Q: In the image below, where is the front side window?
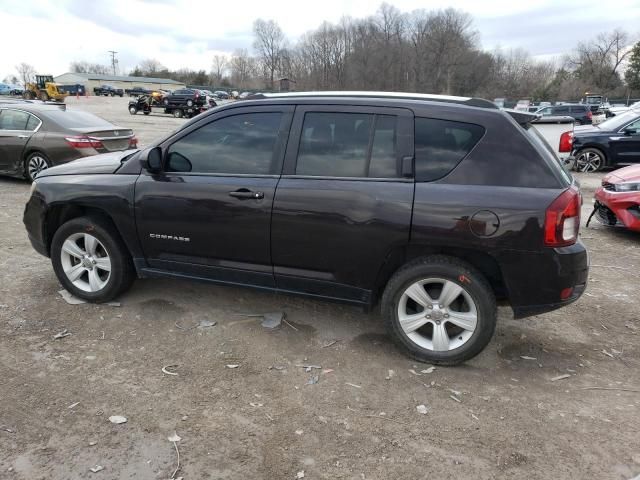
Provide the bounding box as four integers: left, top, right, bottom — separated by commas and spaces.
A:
166, 112, 283, 174
0, 109, 32, 130
414, 117, 484, 182
295, 112, 398, 178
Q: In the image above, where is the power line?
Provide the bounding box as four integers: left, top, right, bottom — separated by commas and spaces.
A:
108, 50, 118, 75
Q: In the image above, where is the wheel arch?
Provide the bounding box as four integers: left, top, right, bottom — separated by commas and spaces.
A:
22, 148, 49, 176
44, 204, 130, 258
372, 244, 507, 306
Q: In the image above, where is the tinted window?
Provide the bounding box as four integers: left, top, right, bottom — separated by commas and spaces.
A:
26, 114, 40, 131
166, 112, 282, 174
414, 117, 484, 182
296, 112, 398, 178
554, 106, 570, 114
0, 109, 31, 130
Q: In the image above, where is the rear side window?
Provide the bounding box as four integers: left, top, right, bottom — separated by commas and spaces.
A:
414, 117, 484, 182
296, 112, 398, 178
0, 109, 31, 130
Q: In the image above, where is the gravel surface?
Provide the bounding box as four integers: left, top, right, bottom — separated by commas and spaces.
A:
1, 98, 639, 479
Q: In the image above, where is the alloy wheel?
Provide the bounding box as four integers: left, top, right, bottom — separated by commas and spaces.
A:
576, 151, 602, 172
397, 278, 478, 352
28, 155, 49, 180
59, 233, 112, 293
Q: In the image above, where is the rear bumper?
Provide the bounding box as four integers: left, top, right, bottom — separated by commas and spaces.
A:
497, 241, 589, 319
593, 187, 640, 231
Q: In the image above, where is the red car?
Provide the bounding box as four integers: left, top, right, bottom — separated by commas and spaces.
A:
592, 165, 640, 231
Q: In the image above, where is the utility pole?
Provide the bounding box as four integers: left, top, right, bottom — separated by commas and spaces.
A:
108, 50, 118, 75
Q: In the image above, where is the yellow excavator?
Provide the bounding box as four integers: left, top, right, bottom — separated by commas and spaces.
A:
23, 75, 68, 102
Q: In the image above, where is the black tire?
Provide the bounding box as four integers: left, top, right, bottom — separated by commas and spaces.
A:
110, 92, 115, 97
143, 111, 150, 115
381, 255, 497, 365
186, 99, 193, 107
39, 92, 49, 102
128, 106, 138, 115
51, 216, 135, 303
575, 147, 606, 173
24, 151, 51, 182
173, 109, 183, 118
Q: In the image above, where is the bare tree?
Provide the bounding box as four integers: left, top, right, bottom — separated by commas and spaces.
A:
567, 29, 632, 93
230, 49, 256, 89
253, 19, 285, 88
138, 59, 167, 76
69, 61, 110, 75
15, 63, 36, 88
211, 54, 229, 84
3, 74, 19, 85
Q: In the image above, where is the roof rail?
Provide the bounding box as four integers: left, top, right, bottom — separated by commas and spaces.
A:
248, 91, 498, 109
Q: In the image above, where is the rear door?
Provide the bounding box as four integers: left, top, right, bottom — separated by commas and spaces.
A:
135, 105, 293, 287
271, 105, 415, 303
0, 108, 41, 173
611, 117, 640, 164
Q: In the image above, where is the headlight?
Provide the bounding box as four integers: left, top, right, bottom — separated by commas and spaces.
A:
615, 182, 640, 192
29, 180, 38, 196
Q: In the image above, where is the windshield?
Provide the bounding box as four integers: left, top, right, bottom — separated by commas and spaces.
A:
585, 97, 601, 104
44, 110, 113, 129
597, 110, 640, 131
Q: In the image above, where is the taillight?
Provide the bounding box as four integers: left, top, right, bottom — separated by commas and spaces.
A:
559, 131, 573, 152
64, 135, 103, 149
544, 187, 581, 247
129, 136, 138, 148
586, 110, 593, 120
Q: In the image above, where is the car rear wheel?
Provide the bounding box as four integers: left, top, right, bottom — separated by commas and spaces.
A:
186, 99, 193, 107
25, 152, 50, 181
51, 216, 135, 302
576, 148, 605, 172
173, 109, 183, 118
128, 106, 138, 115
381, 256, 496, 365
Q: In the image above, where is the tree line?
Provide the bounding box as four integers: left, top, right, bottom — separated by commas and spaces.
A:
9, 3, 640, 102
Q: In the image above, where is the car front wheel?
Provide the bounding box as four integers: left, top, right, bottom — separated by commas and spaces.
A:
381, 256, 496, 365
51, 216, 135, 302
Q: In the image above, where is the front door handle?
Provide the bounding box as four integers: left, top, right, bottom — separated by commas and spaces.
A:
229, 189, 264, 200
17, 135, 29, 139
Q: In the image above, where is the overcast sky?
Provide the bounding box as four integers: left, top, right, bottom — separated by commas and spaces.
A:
1, 0, 638, 81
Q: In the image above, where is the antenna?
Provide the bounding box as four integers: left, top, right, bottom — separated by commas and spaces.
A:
108, 50, 118, 75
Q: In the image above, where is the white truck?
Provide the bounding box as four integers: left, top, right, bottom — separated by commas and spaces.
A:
530, 115, 575, 168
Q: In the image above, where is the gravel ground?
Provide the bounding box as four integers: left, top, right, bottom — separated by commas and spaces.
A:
1, 97, 639, 479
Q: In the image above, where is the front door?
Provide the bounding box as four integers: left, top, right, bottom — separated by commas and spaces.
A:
135, 106, 293, 287
611, 118, 640, 164
271, 105, 415, 303
0, 108, 39, 173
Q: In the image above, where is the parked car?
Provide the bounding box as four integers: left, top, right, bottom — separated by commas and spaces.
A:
0, 83, 12, 95
93, 85, 124, 97
0, 101, 136, 181
23, 92, 588, 365
9, 85, 24, 96
162, 88, 207, 108
214, 90, 230, 99
238, 91, 251, 99
571, 109, 640, 172
592, 164, 640, 231
125, 86, 152, 97
536, 104, 605, 125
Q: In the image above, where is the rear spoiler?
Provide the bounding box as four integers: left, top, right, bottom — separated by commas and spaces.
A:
504, 109, 538, 125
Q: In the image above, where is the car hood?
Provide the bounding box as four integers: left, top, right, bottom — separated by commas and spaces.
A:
604, 164, 640, 183
36, 150, 136, 178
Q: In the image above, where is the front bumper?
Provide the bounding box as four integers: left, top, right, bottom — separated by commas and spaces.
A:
497, 241, 589, 319
593, 187, 640, 231
23, 191, 49, 258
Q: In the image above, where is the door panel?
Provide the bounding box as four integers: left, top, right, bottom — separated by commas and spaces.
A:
271, 105, 415, 302
134, 106, 293, 287
611, 120, 640, 164
0, 109, 36, 172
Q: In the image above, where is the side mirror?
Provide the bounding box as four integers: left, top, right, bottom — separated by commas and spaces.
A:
624, 127, 638, 136
142, 146, 163, 173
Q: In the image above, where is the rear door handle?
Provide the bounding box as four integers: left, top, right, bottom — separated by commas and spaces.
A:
229, 189, 264, 200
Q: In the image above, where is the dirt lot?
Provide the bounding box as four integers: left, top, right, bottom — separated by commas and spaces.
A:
1, 97, 639, 479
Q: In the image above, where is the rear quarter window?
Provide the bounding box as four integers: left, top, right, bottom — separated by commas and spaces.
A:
414, 117, 484, 182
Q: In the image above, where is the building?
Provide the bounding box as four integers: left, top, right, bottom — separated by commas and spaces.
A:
279, 77, 296, 92
54, 73, 186, 94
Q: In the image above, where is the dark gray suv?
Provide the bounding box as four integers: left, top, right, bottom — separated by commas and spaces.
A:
24, 92, 589, 364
